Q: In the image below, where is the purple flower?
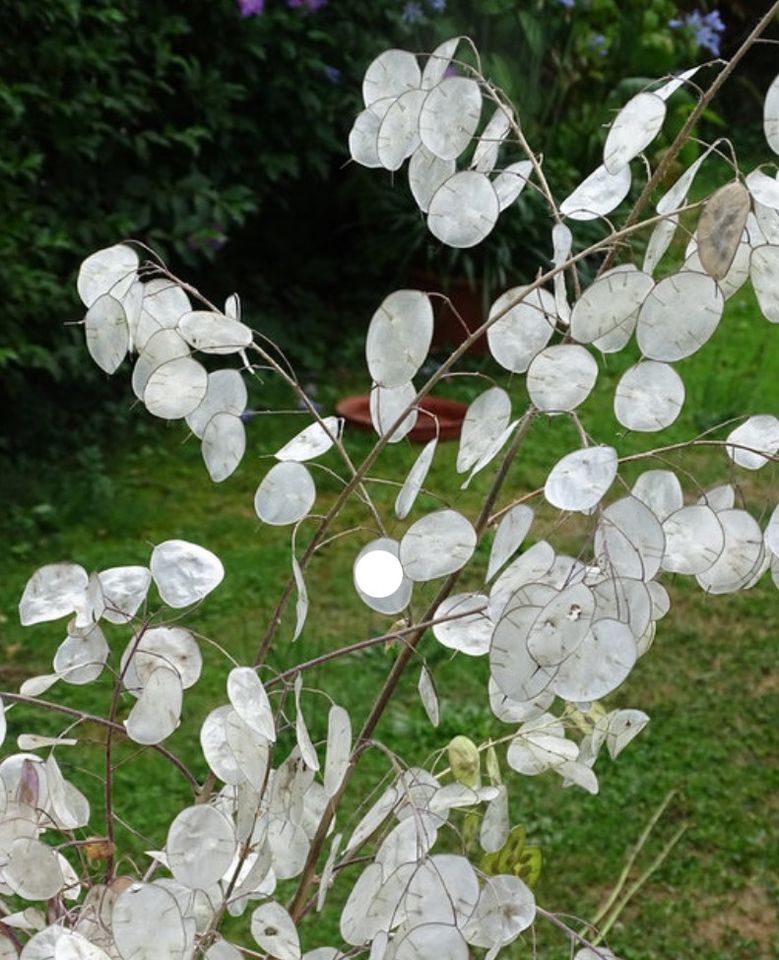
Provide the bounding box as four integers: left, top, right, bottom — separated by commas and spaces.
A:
669, 8, 725, 56
589, 33, 608, 57
238, 0, 264, 15
323, 64, 341, 83
428, 0, 447, 11
401, 1, 423, 24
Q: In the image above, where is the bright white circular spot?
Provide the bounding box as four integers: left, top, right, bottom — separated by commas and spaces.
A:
354, 550, 404, 598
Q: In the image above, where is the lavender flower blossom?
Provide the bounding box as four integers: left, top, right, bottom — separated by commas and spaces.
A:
428, 0, 447, 11
238, 0, 264, 16
402, 1, 423, 24
669, 8, 725, 56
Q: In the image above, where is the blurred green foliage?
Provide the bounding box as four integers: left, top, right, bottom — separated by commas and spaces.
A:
0, 0, 403, 454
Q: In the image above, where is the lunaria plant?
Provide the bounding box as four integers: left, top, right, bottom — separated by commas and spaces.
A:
4, 6, 779, 960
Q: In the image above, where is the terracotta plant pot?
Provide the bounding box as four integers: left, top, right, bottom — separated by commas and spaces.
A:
411, 271, 488, 354
336, 394, 468, 442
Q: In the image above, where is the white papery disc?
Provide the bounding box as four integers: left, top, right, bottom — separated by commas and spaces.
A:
113, 883, 187, 960
696, 508, 766, 594
570, 266, 653, 346
276, 416, 341, 462
493, 160, 533, 211
560, 163, 631, 221
726, 415, 779, 469
122, 625, 202, 692
354, 547, 404, 599
392, 924, 468, 960
144, 356, 208, 419
456, 387, 512, 473
150, 539, 224, 608
637, 271, 723, 361
490, 603, 557, 702
400, 509, 476, 581
366, 290, 433, 388
85, 294, 130, 374
167, 805, 237, 889
594, 496, 665, 581
661, 505, 725, 575
363, 50, 421, 109
19, 562, 89, 626
631, 469, 683, 523
349, 109, 382, 168
419, 77, 482, 161
603, 92, 666, 174
421, 38, 459, 89
544, 446, 617, 512
409, 145, 456, 213
526, 344, 598, 412
395, 438, 437, 520
77, 243, 138, 306
464, 874, 535, 948
5, 837, 64, 900
614, 360, 685, 432
432, 592, 491, 656
527, 583, 596, 667
377, 89, 426, 171
254, 461, 316, 525
124, 666, 182, 745
553, 618, 637, 701
746, 168, 779, 210
749, 245, 779, 323
99, 565, 151, 624
178, 310, 252, 355
131, 328, 189, 400
471, 105, 512, 174
765, 74, 779, 154
186, 369, 247, 439
370, 380, 418, 442
428, 171, 499, 248
487, 286, 556, 373
202, 413, 245, 482
200, 705, 244, 785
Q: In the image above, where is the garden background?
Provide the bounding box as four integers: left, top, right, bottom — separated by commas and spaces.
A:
0, 2, 777, 959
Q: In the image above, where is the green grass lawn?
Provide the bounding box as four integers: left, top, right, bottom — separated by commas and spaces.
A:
1, 272, 777, 960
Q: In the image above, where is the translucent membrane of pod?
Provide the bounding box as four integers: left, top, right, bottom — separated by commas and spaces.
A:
377, 89, 426, 171
409, 146, 456, 212
349, 109, 382, 168
421, 37, 459, 89
487, 505, 534, 581
85, 294, 129, 374
186, 369, 247, 439
487, 286, 556, 373
765, 74, 779, 155
362, 49, 421, 109
275, 416, 341, 462
177, 310, 252, 355
636, 271, 724, 361
560, 163, 631, 221
570, 266, 653, 346
395, 438, 437, 520
432, 592, 491, 656
369, 380, 418, 442
400, 509, 477, 581
202, 413, 246, 482
661, 504, 725, 574
419, 77, 482, 161
77, 243, 138, 307
544, 446, 618, 512
150, 539, 224, 608
456, 387, 512, 473
427, 171, 499, 248
144, 356, 208, 420
596, 495, 666, 581
366, 290, 433, 388
614, 360, 685, 432
726, 415, 779, 469
254, 461, 316, 525
750, 245, 779, 323
603, 92, 666, 174
526, 344, 598, 412
493, 160, 533, 211
631, 469, 683, 523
